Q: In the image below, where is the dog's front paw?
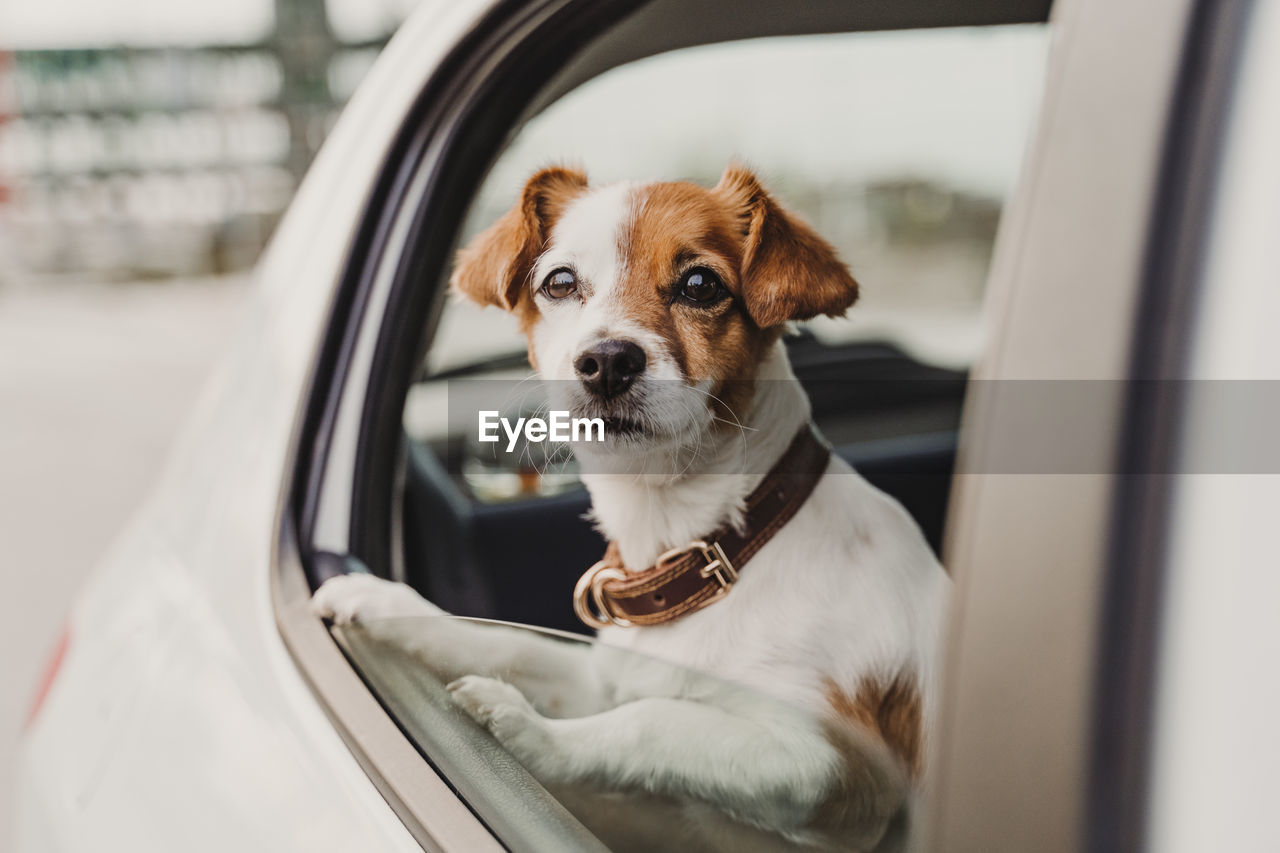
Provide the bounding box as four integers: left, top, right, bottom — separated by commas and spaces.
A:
447, 675, 537, 732
447, 676, 556, 771
311, 573, 443, 625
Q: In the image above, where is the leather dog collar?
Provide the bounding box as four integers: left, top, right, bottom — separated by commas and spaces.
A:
573, 425, 831, 628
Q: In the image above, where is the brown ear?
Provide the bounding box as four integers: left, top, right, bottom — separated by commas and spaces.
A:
714, 164, 859, 328
451, 166, 589, 310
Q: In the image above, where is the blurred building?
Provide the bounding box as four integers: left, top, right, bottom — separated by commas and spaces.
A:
0, 0, 388, 281
0, 10, 1008, 293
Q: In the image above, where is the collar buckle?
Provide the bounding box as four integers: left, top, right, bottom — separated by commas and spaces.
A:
657, 539, 738, 593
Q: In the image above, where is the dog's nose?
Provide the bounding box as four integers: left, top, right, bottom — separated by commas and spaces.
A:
574, 340, 647, 398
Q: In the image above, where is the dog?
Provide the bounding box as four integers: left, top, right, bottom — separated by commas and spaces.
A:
313, 165, 950, 851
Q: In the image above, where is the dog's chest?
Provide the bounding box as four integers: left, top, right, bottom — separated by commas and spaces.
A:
592, 471, 947, 711
594, 542, 857, 705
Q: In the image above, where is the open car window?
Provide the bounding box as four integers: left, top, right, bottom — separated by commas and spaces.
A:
398, 25, 1047, 633
406, 26, 1046, 523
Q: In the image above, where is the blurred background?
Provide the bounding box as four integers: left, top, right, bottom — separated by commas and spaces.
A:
0, 0, 418, 839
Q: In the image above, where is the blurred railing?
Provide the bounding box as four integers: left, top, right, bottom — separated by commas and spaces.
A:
0, 0, 390, 282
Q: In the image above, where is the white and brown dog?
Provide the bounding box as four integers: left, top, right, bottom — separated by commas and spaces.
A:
313, 165, 949, 850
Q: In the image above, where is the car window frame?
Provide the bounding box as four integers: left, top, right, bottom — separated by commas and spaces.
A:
271, 0, 1059, 849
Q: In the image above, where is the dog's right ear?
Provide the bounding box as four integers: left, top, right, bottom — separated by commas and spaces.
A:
714, 164, 859, 329
450, 166, 589, 311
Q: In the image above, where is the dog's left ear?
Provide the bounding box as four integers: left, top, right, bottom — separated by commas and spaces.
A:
714, 164, 859, 328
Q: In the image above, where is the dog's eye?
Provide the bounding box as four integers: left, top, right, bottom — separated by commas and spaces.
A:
678, 268, 723, 305
540, 269, 578, 300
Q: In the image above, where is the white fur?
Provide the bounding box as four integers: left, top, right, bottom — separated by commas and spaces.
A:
313, 180, 950, 849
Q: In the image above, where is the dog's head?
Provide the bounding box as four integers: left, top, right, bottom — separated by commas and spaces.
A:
451, 164, 858, 450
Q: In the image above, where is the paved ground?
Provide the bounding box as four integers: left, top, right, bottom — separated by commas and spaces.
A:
0, 276, 250, 845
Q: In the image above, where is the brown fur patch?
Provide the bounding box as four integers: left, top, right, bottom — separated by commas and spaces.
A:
802, 673, 920, 844
823, 673, 923, 779
617, 180, 778, 422
606, 166, 859, 425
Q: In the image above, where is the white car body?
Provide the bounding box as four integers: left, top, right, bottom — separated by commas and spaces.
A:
13, 2, 490, 849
